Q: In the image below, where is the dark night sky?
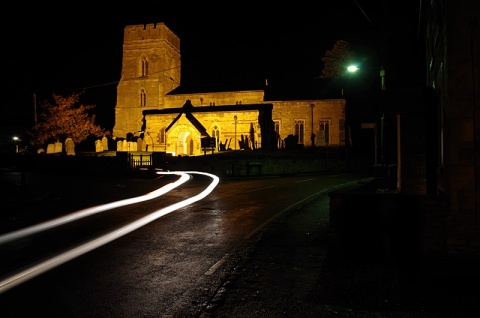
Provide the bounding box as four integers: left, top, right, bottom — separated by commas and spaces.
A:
0, 1, 423, 137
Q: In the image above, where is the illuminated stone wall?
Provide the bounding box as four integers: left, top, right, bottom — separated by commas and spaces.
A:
272, 100, 345, 146
114, 23, 181, 138
164, 91, 265, 109
114, 23, 346, 156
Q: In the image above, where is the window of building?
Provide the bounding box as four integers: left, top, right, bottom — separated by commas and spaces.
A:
141, 56, 148, 77
294, 120, 305, 144
158, 127, 166, 144
274, 120, 281, 147
140, 89, 146, 107
319, 119, 331, 145
212, 125, 220, 149
274, 120, 280, 138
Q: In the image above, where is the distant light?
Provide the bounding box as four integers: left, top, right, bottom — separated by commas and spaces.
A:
12, 136, 19, 141
347, 65, 359, 73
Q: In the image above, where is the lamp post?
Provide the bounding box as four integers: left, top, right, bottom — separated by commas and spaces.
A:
347, 65, 389, 189
13, 136, 20, 154
347, 64, 387, 171
310, 104, 315, 148
379, 66, 386, 177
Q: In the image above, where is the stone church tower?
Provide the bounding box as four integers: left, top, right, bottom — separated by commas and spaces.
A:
112, 22, 346, 156
113, 23, 180, 139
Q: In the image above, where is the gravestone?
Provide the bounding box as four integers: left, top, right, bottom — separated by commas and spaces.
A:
65, 138, 75, 155
54, 141, 63, 153
137, 138, 143, 151
95, 139, 103, 152
46, 143, 55, 154
117, 140, 123, 151
101, 135, 108, 150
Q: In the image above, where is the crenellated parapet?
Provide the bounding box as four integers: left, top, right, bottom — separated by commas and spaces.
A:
124, 22, 180, 50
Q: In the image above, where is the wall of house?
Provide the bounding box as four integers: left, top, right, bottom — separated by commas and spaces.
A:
422, 0, 480, 253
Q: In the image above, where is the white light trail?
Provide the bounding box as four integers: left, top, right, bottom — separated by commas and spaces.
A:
0, 172, 191, 244
0, 171, 219, 294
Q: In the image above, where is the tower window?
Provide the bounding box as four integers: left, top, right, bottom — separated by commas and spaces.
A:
141, 56, 148, 77
140, 89, 146, 107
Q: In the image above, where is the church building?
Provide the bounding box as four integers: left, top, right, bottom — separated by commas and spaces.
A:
113, 22, 346, 156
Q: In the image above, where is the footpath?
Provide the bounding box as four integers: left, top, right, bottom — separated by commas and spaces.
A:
201, 188, 480, 318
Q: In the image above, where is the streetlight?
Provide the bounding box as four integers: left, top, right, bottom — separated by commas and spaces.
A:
347, 65, 359, 73
12, 136, 20, 153
346, 64, 385, 91
347, 64, 388, 185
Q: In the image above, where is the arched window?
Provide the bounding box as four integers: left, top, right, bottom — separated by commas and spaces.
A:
141, 56, 148, 77
139, 89, 146, 107
274, 120, 281, 148
211, 125, 220, 149
158, 127, 166, 144
319, 120, 331, 145
274, 121, 280, 138
294, 120, 305, 144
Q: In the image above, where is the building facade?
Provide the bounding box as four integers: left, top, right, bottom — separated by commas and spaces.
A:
420, 0, 480, 252
113, 23, 346, 156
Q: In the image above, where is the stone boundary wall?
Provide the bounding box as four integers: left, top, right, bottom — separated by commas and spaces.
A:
15, 148, 358, 178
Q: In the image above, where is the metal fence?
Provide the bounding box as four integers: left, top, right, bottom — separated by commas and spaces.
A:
129, 153, 152, 170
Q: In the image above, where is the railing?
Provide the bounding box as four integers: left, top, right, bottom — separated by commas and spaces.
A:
129, 153, 152, 170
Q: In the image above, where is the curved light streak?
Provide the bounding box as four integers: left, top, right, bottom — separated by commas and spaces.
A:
0, 171, 219, 294
0, 172, 191, 244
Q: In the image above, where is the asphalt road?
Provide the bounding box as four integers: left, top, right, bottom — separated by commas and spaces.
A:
0, 170, 370, 317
